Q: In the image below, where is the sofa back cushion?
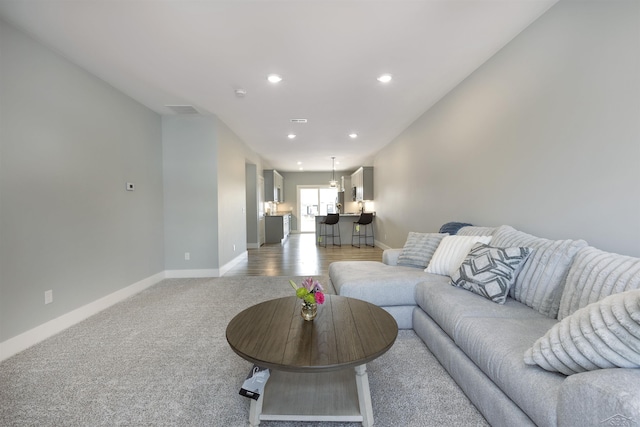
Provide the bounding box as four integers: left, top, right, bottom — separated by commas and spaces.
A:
457, 226, 499, 237
491, 225, 588, 318
558, 246, 640, 320
396, 232, 447, 268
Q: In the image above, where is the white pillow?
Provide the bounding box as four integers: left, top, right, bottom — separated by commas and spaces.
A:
425, 235, 492, 276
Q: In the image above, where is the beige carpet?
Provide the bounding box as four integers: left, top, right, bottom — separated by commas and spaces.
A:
0, 275, 488, 426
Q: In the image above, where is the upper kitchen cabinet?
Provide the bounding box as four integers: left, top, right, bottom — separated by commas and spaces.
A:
264, 169, 284, 202
351, 167, 373, 201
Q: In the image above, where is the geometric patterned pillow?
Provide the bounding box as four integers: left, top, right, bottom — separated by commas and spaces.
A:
451, 243, 532, 304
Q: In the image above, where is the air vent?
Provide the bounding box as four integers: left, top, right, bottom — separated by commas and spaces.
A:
290, 118, 308, 123
165, 105, 200, 115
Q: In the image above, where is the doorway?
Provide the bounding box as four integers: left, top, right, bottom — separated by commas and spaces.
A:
298, 186, 339, 232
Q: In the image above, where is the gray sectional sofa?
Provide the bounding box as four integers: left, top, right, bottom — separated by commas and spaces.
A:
329, 224, 640, 427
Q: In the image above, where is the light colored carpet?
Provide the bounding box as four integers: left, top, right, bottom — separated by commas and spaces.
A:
0, 275, 488, 426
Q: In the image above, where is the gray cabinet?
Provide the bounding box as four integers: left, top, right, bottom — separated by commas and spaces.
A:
265, 214, 291, 243
264, 169, 284, 202
350, 167, 373, 201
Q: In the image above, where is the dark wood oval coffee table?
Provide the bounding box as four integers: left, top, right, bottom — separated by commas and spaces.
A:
226, 294, 398, 426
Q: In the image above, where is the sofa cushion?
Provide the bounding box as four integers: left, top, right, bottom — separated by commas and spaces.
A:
524, 289, 640, 376
457, 226, 499, 237
451, 243, 532, 304
329, 261, 430, 306
415, 279, 547, 343
396, 232, 447, 268
454, 315, 563, 427
491, 225, 588, 318
558, 246, 640, 320
425, 235, 492, 276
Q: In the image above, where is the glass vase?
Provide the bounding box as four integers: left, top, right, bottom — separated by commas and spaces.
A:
301, 301, 317, 321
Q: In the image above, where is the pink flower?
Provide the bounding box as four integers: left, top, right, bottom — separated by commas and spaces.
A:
315, 291, 325, 305
302, 277, 323, 293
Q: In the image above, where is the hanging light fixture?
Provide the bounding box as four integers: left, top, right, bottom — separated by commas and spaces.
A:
329, 156, 337, 188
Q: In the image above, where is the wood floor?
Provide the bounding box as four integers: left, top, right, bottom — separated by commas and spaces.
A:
224, 233, 384, 277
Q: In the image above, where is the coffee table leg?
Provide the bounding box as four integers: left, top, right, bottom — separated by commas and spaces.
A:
355, 364, 373, 426
249, 393, 263, 426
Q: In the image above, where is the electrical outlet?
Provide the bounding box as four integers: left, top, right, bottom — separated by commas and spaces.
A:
44, 290, 53, 305
126, 182, 135, 191
185, 252, 190, 261
233, 244, 236, 251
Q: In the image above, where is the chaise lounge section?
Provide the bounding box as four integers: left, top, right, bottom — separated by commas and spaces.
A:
329, 224, 640, 426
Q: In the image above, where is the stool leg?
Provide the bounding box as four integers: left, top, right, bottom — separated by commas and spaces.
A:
352, 222, 360, 248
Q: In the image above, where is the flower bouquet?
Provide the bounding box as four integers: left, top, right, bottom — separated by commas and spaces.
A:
290, 277, 325, 320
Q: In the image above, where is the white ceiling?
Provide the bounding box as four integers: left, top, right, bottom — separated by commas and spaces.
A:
0, 0, 557, 172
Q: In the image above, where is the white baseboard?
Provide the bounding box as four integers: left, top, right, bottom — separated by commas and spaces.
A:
164, 251, 248, 278
164, 269, 219, 278
220, 251, 248, 276
0, 271, 166, 363
375, 240, 392, 250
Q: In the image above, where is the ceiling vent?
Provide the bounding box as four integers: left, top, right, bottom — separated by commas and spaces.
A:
290, 118, 308, 123
165, 105, 200, 115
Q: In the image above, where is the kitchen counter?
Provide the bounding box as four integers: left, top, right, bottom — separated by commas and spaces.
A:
314, 213, 375, 246
265, 213, 291, 243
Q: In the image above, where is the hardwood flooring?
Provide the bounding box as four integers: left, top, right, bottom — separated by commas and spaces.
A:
224, 233, 383, 277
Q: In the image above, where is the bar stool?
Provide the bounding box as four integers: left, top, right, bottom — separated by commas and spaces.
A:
319, 213, 341, 247
351, 213, 374, 248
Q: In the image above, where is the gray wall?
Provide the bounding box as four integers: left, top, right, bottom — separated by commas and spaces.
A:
162, 115, 262, 270
374, 0, 640, 257
0, 20, 165, 341
245, 164, 259, 246
162, 115, 219, 270
216, 118, 260, 265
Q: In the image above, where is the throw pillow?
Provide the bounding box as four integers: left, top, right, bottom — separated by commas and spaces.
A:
425, 235, 492, 276
524, 289, 640, 376
451, 243, 532, 304
397, 232, 448, 268
557, 246, 640, 320
438, 222, 472, 235
491, 225, 588, 318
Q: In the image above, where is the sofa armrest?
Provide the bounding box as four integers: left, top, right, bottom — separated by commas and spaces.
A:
382, 249, 402, 266
557, 368, 640, 427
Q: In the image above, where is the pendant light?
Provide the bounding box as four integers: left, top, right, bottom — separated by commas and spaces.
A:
329, 157, 337, 188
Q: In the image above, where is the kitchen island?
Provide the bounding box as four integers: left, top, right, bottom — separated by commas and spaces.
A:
265, 213, 291, 244
315, 213, 374, 247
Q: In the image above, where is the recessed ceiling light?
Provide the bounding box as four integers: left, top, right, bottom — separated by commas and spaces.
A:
377, 74, 392, 83
349, 133, 358, 139
299, 167, 304, 171
297, 161, 302, 165
267, 74, 282, 83
288, 134, 296, 139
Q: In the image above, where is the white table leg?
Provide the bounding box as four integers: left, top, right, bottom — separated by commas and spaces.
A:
355, 364, 373, 426
249, 393, 263, 426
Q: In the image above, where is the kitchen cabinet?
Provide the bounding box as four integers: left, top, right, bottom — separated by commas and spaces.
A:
350, 167, 373, 201
265, 213, 291, 243
264, 169, 284, 202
